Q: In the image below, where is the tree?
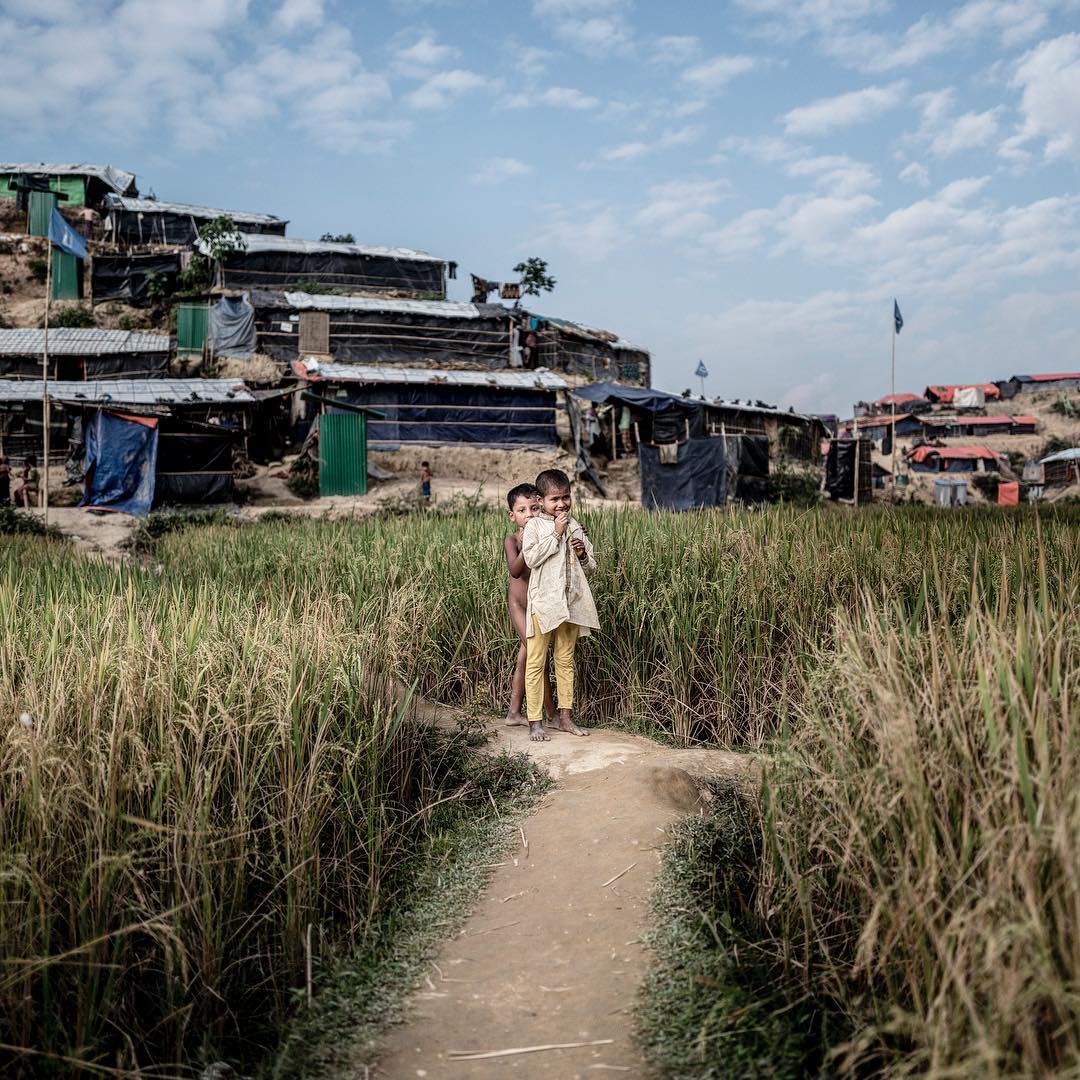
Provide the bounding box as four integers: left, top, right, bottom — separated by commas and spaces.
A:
320, 232, 355, 244
513, 257, 556, 297
198, 215, 246, 261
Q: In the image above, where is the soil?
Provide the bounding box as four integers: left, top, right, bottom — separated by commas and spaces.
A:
371, 723, 754, 1079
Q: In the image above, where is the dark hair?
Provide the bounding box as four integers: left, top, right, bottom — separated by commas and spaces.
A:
25, 455, 36, 466
421, 460, 429, 467
506, 482, 539, 509
535, 468, 571, 494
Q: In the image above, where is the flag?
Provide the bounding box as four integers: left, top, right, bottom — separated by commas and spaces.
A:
48, 207, 87, 260
694, 360, 709, 379
894, 299, 903, 335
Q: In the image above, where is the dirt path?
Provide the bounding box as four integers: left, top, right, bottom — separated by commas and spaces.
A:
374, 726, 754, 1079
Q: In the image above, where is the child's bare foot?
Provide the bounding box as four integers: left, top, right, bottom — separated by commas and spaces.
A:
552, 709, 588, 736
529, 721, 550, 742
505, 712, 528, 727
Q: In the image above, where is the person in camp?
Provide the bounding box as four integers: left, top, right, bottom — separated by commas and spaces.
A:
13, 455, 39, 509
419, 460, 432, 505
0, 456, 10, 505
503, 483, 556, 732
521, 469, 599, 742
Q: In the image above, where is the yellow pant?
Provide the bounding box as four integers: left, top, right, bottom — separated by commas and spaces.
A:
526, 616, 578, 721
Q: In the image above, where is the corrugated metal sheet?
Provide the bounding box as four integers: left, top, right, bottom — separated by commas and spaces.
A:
103, 194, 285, 227
0, 329, 170, 357
0, 378, 255, 405
201, 232, 445, 263
319, 411, 368, 496
0, 163, 137, 194
176, 304, 209, 357
294, 359, 568, 391
50, 250, 82, 300
28, 190, 56, 236
283, 291, 484, 318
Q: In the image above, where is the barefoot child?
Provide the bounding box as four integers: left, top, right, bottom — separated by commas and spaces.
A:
522, 468, 599, 741
504, 483, 556, 731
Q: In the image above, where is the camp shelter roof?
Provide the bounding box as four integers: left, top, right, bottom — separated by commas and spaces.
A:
0, 328, 170, 357
103, 194, 286, 228
204, 233, 445, 263
925, 383, 1001, 402
922, 414, 1038, 427
875, 392, 923, 405
711, 398, 818, 423
574, 382, 697, 415
1040, 446, 1080, 464
0, 162, 137, 194
857, 412, 915, 426
292, 359, 567, 391
1007, 372, 1080, 382
0, 378, 254, 405
528, 314, 647, 354
908, 445, 1001, 463
279, 291, 494, 319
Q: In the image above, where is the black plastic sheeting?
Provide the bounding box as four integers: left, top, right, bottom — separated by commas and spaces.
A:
221, 250, 445, 294
91, 252, 180, 306
154, 422, 238, 504
208, 295, 257, 356
0, 351, 169, 379
331, 383, 558, 446
109, 210, 285, 247
639, 437, 728, 510
252, 294, 510, 366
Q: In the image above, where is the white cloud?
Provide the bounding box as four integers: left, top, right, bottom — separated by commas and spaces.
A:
786, 154, 879, 196
714, 134, 806, 164
1008, 33, 1080, 161
472, 156, 533, 185
929, 108, 1001, 156
652, 34, 700, 64
602, 141, 650, 161
783, 80, 906, 134
502, 85, 599, 110
405, 68, 493, 109
683, 54, 757, 92
272, 0, 323, 32
531, 0, 633, 57
532, 203, 622, 261
634, 178, 732, 239
393, 31, 460, 76
899, 161, 931, 186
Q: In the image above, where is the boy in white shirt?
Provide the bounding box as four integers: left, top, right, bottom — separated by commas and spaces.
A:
521, 469, 599, 741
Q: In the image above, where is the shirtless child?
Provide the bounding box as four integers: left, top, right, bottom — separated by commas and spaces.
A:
504, 483, 556, 737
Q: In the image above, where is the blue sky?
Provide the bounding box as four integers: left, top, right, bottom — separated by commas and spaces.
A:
2, 0, 1079, 413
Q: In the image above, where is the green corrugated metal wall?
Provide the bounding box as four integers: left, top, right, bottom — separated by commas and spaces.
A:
50, 250, 82, 300
176, 303, 209, 357
28, 191, 57, 236
0, 174, 14, 200
0, 175, 85, 204
320, 411, 368, 496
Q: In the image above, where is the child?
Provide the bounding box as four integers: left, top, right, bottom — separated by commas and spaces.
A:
521, 468, 598, 741
0, 456, 9, 505
13, 455, 39, 509
503, 483, 556, 730
419, 460, 432, 505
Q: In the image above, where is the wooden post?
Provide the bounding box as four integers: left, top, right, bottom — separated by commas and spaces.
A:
42, 246, 51, 522
611, 407, 618, 461
853, 438, 860, 508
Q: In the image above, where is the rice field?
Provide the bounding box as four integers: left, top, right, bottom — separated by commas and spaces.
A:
3, 503, 1079, 1076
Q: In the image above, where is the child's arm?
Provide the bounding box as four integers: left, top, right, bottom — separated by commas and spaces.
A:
572, 521, 598, 576
522, 518, 562, 569
504, 534, 527, 578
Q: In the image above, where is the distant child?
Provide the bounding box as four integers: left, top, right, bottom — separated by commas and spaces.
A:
419, 460, 432, 504
504, 483, 556, 731
521, 468, 599, 741
13, 455, 39, 509
0, 456, 9, 505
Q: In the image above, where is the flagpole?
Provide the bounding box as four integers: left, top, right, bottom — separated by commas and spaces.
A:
890, 307, 897, 489
42, 243, 51, 524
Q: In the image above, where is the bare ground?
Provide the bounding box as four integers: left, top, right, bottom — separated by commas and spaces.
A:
371, 718, 755, 1079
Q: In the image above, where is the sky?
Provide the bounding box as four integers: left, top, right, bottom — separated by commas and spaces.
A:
1, 0, 1079, 414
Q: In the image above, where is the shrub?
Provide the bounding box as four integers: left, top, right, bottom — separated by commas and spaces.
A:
48, 304, 95, 328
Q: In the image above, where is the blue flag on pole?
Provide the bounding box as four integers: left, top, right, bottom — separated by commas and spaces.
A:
48, 207, 87, 260
694, 360, 709, 379
894, 299, 903, 335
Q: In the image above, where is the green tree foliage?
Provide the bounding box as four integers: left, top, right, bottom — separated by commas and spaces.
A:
319, 232, 356, 244
513, 257, 556, 297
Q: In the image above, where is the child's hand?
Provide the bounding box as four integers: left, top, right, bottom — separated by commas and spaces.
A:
571, 538, 586, 560
554, 512, 569, 536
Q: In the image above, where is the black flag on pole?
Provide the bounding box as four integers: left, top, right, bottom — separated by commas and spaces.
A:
894, 299, 904, 335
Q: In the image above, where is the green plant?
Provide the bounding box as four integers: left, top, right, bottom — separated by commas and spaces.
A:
197, 214, 246, 261
48, 304, 95, 328
117, 313, 135, 331
285, 454, 319, 499
27, 256, 48, 283
513, 256, 556, 297
319, 231, 355, 243
144, 269, 171, 307
176, 253, 212, 295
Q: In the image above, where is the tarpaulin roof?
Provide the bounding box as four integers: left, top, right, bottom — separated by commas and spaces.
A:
711, 398, 818, 423
908, 445, 1001, 463
281, 291, 488, 319
528, 314, 647, 354
0, 328, 170, 356
1040, 446, 1080, 465
103, 193, 286, 227
0, 378, 254, 405
1007, 372, 1080, 382
202, 233, 445, 263
292, 359, 567, 390
857, 413, 915, 426
574, 382, 697, 414
874, 392, 923, 405
922, 414, 1038, 427
925, 383, 1001, 402
0, 162, 136, 194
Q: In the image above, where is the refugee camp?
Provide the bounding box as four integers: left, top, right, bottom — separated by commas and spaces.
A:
2, 3, 1080, 1079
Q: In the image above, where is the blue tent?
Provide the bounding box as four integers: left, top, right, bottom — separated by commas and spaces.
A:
81, 410, 158, 515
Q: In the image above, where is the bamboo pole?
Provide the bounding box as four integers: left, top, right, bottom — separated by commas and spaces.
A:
42, 244, 51, 523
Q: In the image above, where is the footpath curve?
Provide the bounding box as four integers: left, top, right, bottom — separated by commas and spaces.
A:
374, 726, 754, 1079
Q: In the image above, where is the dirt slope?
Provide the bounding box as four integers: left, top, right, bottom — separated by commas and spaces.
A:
373, 727, 754, 1079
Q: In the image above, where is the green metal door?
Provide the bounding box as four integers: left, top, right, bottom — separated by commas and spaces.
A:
28, 191, 57, 236
176, 303, 209, 358
320, 411, 368, 496
50, 250, 82, 300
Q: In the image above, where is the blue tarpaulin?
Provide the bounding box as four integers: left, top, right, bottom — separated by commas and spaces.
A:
82, 410, 158, 515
